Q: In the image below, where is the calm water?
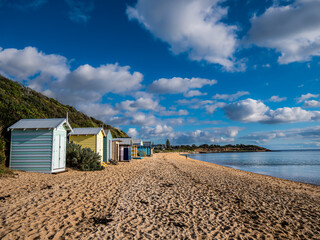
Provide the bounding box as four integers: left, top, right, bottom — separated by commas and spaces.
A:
188, 150, 320, 186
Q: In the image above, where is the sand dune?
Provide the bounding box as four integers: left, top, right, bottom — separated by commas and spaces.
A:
1, 153, 320, 239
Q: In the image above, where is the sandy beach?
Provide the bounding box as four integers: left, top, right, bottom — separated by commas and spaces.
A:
1, 152, 320, 239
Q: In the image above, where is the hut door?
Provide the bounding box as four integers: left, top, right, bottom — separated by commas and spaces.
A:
124, 147, 129, 160
59, 135, 65, 168
53, 134, 60, 169
53, 134, 65, 170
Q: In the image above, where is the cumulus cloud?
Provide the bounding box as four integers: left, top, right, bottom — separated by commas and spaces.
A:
205, 102, 226, 114
269, 96, 287, 102
249, 0, 320, 64
140, 125, 175, 139
224, 98, 320, 124
127, 0, 242, 70
148, 77, 217, 94
304, 100, 320, 108
296, 93, 319, 103
127, 128, 139, 138
176, 98, 226, 114
212, 91, 250, 101
76, 103, 118, 121
184, 90, 207, 98
0, 46, 70, 91
129, 125, 241, 144
65, 0, 94, 23
241, 126, 320, 144
116, 97, 162, 112
109, 112, 158, 127
159, 109, 189, 116
57, 63, 143, 104
131, 112, 157, 126
172, 128, 239, 145
0, 46, 144, 106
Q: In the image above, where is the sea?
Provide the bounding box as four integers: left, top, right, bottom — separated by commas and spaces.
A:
187, 150, 320, 186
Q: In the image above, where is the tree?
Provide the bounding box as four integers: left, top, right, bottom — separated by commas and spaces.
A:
166, 139, 171, 149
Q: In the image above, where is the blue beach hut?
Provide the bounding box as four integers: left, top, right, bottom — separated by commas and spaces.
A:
8, 118, 72, 173
103, 130, 113, 162
141, 141, 153, 156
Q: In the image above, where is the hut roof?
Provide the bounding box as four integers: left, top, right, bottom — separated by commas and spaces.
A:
8, 118, 72, 131
113, 137, 132, 145
142, 141, 152, 147
105, 129, 111, 136
132, 139, 143, 146
69, 127, 106, 136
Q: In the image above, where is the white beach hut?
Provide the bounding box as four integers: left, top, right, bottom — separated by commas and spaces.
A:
8, 118, 72, 173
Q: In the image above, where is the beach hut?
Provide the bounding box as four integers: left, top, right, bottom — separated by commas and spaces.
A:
132, 139, 143, 158
141, 141, 153, 156
7, 118, 72, 173
103, 130, 113, 162
113, 137, 132, 161
69, 128, 106, 161
112, 139, 121, 162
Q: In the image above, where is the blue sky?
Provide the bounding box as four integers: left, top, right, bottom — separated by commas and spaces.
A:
1, 0, 320, 149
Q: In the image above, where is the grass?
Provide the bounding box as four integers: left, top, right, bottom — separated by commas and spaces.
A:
0, 164, 14, 177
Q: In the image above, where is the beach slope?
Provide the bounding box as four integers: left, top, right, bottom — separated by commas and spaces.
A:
0, 153, 319, 239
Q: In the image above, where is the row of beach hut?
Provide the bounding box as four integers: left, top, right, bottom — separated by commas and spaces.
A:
7, 118, 153, 173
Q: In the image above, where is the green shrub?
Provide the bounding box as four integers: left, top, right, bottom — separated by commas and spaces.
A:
66, 141, 104, 171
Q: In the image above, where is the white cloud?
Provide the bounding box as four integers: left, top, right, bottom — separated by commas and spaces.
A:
117, 97, 162, 112
212, 91, 250, 101
269, 95, 287, 102
176, 98, 226, 114
210, 127, 243, 138
0, 46, 146, 124
165, 118, 185, 125
148, 77, 217, 94
141, 125, 174, 138
172, 128, 238, 145
0, 46, 70, 91
249, 0, 320, 64
224, 99, 269, 122
159, 109, 189, 116
241, 126, 320, 144
184, 90, 207, 98
127, 128, 139, 138
304, 100, 320, 108
108, 112, 158, 127
205, 102, 226, 114
127, 0, 241, 71
0, 46, 143, 105
56, 63, 143, 105
77, 103, 118, 121
224, 98, 320, 124
296, 93, 319, 103
131, 112, 157, 126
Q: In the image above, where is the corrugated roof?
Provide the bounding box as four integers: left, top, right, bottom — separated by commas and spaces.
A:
132, 139, 142, 146
143, 141, 152, 147
113, 137, 132, 145
69, 127, 105, 136
8, 118, 71, 130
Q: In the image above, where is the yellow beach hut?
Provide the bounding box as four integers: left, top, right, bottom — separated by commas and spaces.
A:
68, 127, 106, 161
